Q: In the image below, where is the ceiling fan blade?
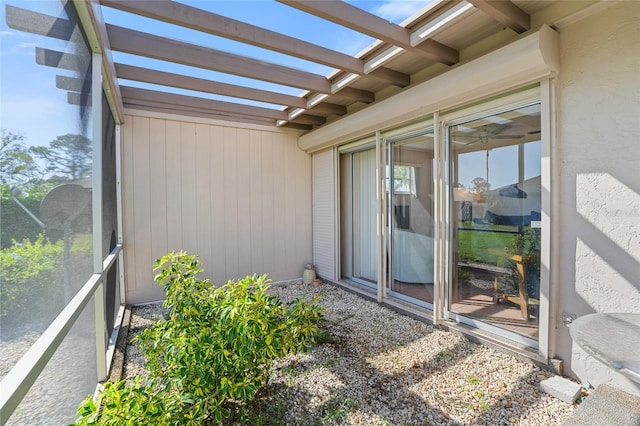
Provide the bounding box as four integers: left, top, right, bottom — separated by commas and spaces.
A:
491, 134, 524, 139
453, 139, 479, 145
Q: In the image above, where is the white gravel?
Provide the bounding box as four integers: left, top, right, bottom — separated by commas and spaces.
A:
123, 281, 577, 425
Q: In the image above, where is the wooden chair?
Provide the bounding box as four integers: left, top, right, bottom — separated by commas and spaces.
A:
493, 253, 539, 320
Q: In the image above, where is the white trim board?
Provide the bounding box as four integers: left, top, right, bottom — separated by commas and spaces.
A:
123, 107, 306, 135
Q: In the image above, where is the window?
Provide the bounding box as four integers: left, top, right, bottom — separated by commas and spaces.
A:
1, 2, 121, 424
386, 164, 417, 195
447, 102, 542, 348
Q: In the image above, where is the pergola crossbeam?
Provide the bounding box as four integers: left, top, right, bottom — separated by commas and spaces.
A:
467, 0, 530, 33
107, 24, 331, 94
115, 63, 307, 109
305, 102, 347, 116
101, 0, 409, 87
120, 86, 286, 121
5, 4, 82, 43
57, 75, 89, 92
123, 101, 286, 128
277, 0, 459, 65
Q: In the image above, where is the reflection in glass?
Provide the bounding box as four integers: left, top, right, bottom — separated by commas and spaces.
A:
6, 298, 97, 426
1, 1, 95, 422
340, 147, 378, 284
387, 132, 435, 304
450, 104, 541, 341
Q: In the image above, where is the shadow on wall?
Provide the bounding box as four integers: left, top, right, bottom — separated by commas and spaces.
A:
561, 172, 640, 394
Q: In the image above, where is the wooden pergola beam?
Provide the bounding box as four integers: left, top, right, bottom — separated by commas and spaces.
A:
115, 63, 307, 109
120, 86, 285, 120
107, 24, 375, 104
123, 101, 290, 128
277, 0, 459, 65
35, 48, 91, 73
57, 75, 88, 92
101, 0, 409, 87
467, 0, 530, 34
120, 86, 325, 126
305, 102, 347, 116
5, 4, 83, 43
107, 24, 329, 94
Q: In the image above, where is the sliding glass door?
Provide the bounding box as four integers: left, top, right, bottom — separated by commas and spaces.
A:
336, 96, 546, 349
387, 131, 435, 305
448, 104, 541, 343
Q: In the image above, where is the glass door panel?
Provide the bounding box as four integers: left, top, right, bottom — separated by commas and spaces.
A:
340, 147, 377, 286
353, 148, 377, 282
449, 104, 541, 341
388, 132, 435, 304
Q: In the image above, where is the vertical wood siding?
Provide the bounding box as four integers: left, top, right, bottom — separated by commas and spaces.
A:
121, 114, 312, 304
312, 149, 338, 280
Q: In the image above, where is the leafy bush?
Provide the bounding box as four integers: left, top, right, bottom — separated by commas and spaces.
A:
0, 184, 44, 249
0, 234, 93, 333
74, 378, 174, 426
505, 227, 541, 296
74, 251, 324, 425
0, 236, 64, 323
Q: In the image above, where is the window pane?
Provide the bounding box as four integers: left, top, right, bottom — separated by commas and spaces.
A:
1, 0, 94, 409
389, 132, 435, 304
5, 298, 97, 425
450, 103, 541, 342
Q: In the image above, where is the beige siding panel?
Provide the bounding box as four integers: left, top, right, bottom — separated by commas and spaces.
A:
236, 129, 252, 277
260, 132, 276, 277
165, 120, 183, 251
122, 113, 312, 303
297, 134, 314, 277
180, 122, 198, 254
272, 137, 286, 275
195, 124, 213, 276
131, 116, 154, 300
284, 135, 296, 271
312, 148, 337, 280
249, 130, 264, 274
149, 118, 168, 260
121, 116, 137, 296
223, 127, 240, 279
210, 125, 227, 283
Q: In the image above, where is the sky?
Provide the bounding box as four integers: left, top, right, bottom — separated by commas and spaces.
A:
0, 0, 429, 150
0, 0, 539, 191
457, 141, 541, 192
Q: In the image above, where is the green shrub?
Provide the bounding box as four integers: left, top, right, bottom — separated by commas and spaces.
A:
0, 236, 64, 322
0, 234, 93, 331
73, 378, 175, 426
73, 251, 324, 425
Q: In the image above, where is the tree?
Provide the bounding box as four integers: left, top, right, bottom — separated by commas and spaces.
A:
0, 129, 41, 184
471, 176, 490, 202
31, 134, 92, 181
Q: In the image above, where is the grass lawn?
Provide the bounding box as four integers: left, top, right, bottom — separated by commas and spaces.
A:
457, 225, 519, 265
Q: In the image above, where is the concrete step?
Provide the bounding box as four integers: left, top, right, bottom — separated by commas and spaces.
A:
563, 384, 640, 426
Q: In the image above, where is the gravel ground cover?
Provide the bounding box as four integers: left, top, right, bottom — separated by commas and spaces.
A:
124, 281, 577, 425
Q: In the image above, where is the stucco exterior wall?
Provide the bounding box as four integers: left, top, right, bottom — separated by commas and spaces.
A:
121, 111, 312, 304
556, 1, 640, 393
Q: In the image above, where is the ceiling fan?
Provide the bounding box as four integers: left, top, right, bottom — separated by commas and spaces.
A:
453, 124, 524, 146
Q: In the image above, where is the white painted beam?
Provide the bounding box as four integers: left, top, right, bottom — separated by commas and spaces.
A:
468, 0, 530, 33
278, 0, 459, 65
101, 0, 409, 87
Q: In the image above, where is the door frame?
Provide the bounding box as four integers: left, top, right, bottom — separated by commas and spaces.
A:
436, 86, 552, 356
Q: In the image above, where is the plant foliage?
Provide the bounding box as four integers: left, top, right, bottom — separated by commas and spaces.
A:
73, 251, 324, 425
0, 236, 64, 322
